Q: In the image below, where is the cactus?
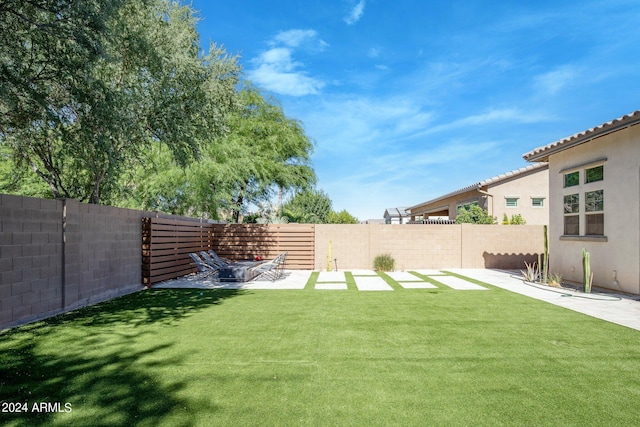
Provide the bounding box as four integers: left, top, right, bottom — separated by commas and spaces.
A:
582, 248, 592, 293
327, 240, 333, 272
542, 225, 549, 284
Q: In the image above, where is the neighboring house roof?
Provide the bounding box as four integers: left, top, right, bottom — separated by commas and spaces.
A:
523, 110, 640, 162
384, 207, 409, 218
408, 163, 548, 211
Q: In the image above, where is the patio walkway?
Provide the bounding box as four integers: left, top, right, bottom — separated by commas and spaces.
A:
154, 268, 640, 332
448, 269, 640, 332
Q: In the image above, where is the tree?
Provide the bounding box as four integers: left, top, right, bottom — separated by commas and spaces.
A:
218, 85, 316, 222
0, 0, 240, 204
455, 205, 497, 224
283, 189, 332, 223
328, 209, 359, 224
116, 85, 315, 221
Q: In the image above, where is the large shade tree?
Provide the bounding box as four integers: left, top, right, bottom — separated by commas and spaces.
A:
0, 0, 240, 204
119, 85, 316, 220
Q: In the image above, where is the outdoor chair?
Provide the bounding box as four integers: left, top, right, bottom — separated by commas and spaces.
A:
188, 253, 218, 278
249, 252, 288, 282
206, 249, 234, 267
199, 251, 227, 268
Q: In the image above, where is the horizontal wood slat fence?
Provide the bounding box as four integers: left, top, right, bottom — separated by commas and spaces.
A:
142, 218, 213, 285
210, 224, 315, 270
142, 220, 315, 285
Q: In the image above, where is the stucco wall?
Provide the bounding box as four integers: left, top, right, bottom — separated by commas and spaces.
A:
409, 166, 549, 225
487, 167, 549, 225
547, 123, 640, 294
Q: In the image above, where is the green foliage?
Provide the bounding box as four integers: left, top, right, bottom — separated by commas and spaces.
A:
0, 0, 240, 204
509, 214, 526, 225
455, 205, 497, 224
373, 253, 396, 272
283, 189, 332, 224
502, 213, 526, 225
328, 209, 359, 224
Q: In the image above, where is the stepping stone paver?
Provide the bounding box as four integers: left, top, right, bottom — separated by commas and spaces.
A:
315, 283, 348, 290
412, 269, 448, 276
386, 271, 423, 281
354, 276, 394, 291
434, 275, 488, 290
399, 282, 438, 289
317, 271, 346, 282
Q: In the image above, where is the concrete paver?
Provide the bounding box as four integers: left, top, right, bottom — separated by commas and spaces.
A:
353, 276, 393, 291
433, 275, 488, 290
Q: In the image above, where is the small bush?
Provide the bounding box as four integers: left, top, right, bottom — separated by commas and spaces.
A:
373, 254, 395, 272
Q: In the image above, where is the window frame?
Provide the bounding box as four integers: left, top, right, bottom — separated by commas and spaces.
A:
560, 159, 606, 240
531, 197, 545, 208
505, 197, 519, 208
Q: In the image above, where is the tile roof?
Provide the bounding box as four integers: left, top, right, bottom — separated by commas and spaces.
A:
408, 162, 548, 210
523, 110, 640, 162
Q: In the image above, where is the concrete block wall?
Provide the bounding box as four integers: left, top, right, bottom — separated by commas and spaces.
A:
0, 195, 155, 329
315, 224, 543, 271
63, 200, 143, 311
460, 224, 543, 268
1, 194, 64, 328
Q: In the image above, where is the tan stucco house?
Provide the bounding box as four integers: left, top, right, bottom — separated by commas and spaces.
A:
523, 110, 640, 295
408, 163, 549, 225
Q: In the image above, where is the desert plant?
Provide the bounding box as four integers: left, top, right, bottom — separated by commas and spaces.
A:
542, 225, 549, 284
373, 253, 395, 272
583, 248, 593, 293
521, 261, 539, 282
502, 213, 510, 225
548, 272, 563, 287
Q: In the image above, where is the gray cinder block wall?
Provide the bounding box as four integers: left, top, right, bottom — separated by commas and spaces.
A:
0, 195, 148, 329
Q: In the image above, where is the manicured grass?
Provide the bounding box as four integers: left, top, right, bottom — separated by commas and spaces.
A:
1, 281, 640, 426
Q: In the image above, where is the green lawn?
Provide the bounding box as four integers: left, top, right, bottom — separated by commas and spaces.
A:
1, 273, 639, 426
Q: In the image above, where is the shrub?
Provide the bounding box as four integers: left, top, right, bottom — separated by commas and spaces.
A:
455, 205, 497, 224
373, 254, 395, 272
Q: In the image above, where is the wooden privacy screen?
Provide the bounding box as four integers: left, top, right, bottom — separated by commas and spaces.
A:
142, 220, 315, 285
210, 224, 315, 270
142, 217, 212, 285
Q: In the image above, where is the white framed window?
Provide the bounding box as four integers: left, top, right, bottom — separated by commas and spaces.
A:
563, 193, 579, 235
505, 197, 518, 208
531, 198, 544, 208
560, 161, 605, 238
585, 190, 604, 235
564, 171, 579, 187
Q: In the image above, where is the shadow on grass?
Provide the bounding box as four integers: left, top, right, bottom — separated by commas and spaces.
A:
0, 289, 243, 426
46, 288, 245, 328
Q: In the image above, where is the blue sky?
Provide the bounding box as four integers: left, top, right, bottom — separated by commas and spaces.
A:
190, 0, 640, 220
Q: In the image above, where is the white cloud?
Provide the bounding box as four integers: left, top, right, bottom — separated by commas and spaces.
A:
368, 47, 379, 58
344, 0, 365, 25
271, 29, 328, 51
533, 65, 579, 95
248, 30, 326, 97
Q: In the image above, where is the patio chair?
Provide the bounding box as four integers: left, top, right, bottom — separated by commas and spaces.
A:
200, 251, 227, 268
188, 253, 218, 278
206, 249, 234, 267
249, 252, 288, 282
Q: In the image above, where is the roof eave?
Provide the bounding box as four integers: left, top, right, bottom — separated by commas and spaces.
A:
523, 110, 640, 163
